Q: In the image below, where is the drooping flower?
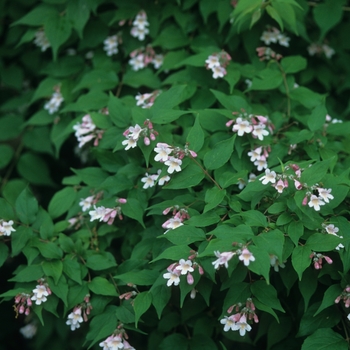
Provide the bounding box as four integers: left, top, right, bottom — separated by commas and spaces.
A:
20, 323, 37, 339
317, 188, 334, 203
212, 251, 235, 269
33, 29, 50, 51
0, 220, 16, 236
232, 118, 252, 136
212, 65, 226, 79
260, 169, 276, 185
66, 307, 84, 331
232, 315, 252, 336
31, 285, 49, 305
220, 316, 236, 332
79, 196, 95, 212
141, 173, 157, 189
252, 124, 269, 141
270, 255, 285, 272
44, 91, 64, 114
163, 270, 181, 287
164, 156, 182, 174
154, 143, 173, 162
103, 35, 119, 56
162, 217, 184, 230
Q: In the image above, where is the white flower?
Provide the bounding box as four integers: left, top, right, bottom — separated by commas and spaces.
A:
211, 65, 226, 79
175, 259, 194, 275
135, 93, 152, 107
34, 30, 50, 52
163, 217, 183, 230
205, 55, 220, 69
122, 138, 137, 150
277, 34, 290, 47
317, 188, 334, 203
248, 173, 257, 182
252, 124, 269, 141
156, 169, 171, 185
130, 26, 149, 41
89, 206, 107, 222
20, 323, 37, 339
220, 316, 236, 332
238, 248, 255, 266
31, 285, 49, 305
308, 195, 325, 211
79, 196, 95, 212
237, 178, 246, 190
44, 91, 64, 114
141, 173, 157, 189
132, 12, 149, 30
163, 270, 181, 286
232, 118, 252, 136
107, 335, 124, 350
247, 147, 262, 162
259, 169, 276, 185
260, 30, 279, 45
0, 220, 15, 236
274, 179, 285, 193
254, 157, 268, 171
152, 54, 164, 69
270, 255, 285, 272
322, 44, 335, 59
154, 143, 173, 162
66, 308, 84, 331
164, 157, 182, 174
325, 224, 339, 235
212, 251, 235, 269
128, 124, 143, 140
129, 54, 145, 71
103, 35, 118, 56
232, 315, 252, 336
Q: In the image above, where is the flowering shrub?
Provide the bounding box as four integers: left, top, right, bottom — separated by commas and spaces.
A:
1, 0, 350, 349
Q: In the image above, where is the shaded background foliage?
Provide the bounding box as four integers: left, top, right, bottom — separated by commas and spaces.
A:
1, 0, 350, 349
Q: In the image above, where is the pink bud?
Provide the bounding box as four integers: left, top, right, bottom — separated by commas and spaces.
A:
232, 313, 241, 322
83, 311, 88, 322
47, 287, 52, 295
189, 150, 197, 158
107, 217, 115, 225
150, 133, 156, 141
19, 305, 25, 314
346, 287, 350, 293
144, 137, 150, 146
227, 305, 234, 314
198, 265, 204, 275
162, 207, 172, 215
345, 299, 350, 308
148, 121, 153, 129
253, 314, 259, 323
118, 198, 127, 204
187, 273, 194, 285
118, 214, 123, 220
294, 180, 302, 190
314, 262, 320, 269
190, 289, 196, 299
15, 295, 21, 304
324, 256, 333, 264
335, 296, 341, 303
226, 120, 234, 127
25, 308, 30, 316
27, 298, 32, 306
123, 129, 130, 136
257, 115, 268, 124
302, 196, 308, 206
284, 179, 289, 188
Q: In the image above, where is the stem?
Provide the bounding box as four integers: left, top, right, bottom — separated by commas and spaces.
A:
190, 156, 222, 190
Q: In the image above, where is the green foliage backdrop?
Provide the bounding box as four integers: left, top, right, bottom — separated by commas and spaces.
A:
1, 0, 350, 349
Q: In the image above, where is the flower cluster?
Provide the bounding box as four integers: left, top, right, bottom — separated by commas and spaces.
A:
205, 51, 232, 79
270, 255, 286, 272
163, 253, 204, 289
89, 198, 127, 225
220, 299, 258, 336
322, 224, 344, 250
129, 46, 163, 71
335, 286, 350, 309
248, 146, 271, 171
310, 251, 333, 270
103, 34, 120, 56
122, 120, 158, 150
44, 86, 64, 114
31, 280, 51, 305
66, 295, 92, 331
130, 10, 149, 41
33, 29, 50, 52
307, 43, 335, 59
212, 247, 255, 270
154, 142, 197, 174
14, 293, 32, 317
73, 114, 104, 148
226, 111, 273, 140
162, 205, 190, 233
99, 326, 135, 350
141, 170, 170, 189
256, 46, 283, 61
260, 26, 290, 47
135, 90, 160, 109
119, 284, 138, 302
325, 114, 343, 126
260, 164, 335, 211
0, 219, 15, 236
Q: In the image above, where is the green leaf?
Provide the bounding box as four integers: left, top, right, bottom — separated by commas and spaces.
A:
151, 245, 190, 263
290, 87, 325, 109
185, 211, 221, 227
15, 187, 39, 224
32, 240, 63, 259
301, 328, 347, 350
72, 167, 108, 187
73, 70, 119, 92
288, 221, 304, 246
0, 198, 16, 220
152, 25, 190, 49
63, 258, 82, 284
88, 277, 118, 296
114, 270, 159, 286
251, 68, 283, 91
248, 245, 271, 283
44, 14, 72, 60
151, 284, 172, 318
12, 5, 57, 26
281, 56, 307, 74
9, 264, 43, 282
250, 280, 285, 313
253, 229, 284, 260
307, 105, 327, 132
204, 187, 226, 213
314, 284, 343, 316
85, 252, 117, 271
123, 68, 161, 89
67, 0, 90, 38
133, 291, 152, 327
165, 163, 205, 189
292, 245, 312, 280
223, 282, 251, 312
186, 117, 205, 152
122, 198, 145, 228
0, 242, 9, 268
162, 225, 206, 245
0, 145, 14, 169
299, 268, 318, 311
210, 89, 249, 111
300, 159, 332, 185
266, 5, 284, 30
42, 260, 63, 285
305, 233, 342, 252
240, 210, 267, 227
313, 0, 344, 41
203, 135, 236, 170
48, 187, 76, 219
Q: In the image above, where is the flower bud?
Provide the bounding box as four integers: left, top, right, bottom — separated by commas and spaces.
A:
187, 273, 194, 285
118, 198, 127, 204
144, 137, 150, 146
